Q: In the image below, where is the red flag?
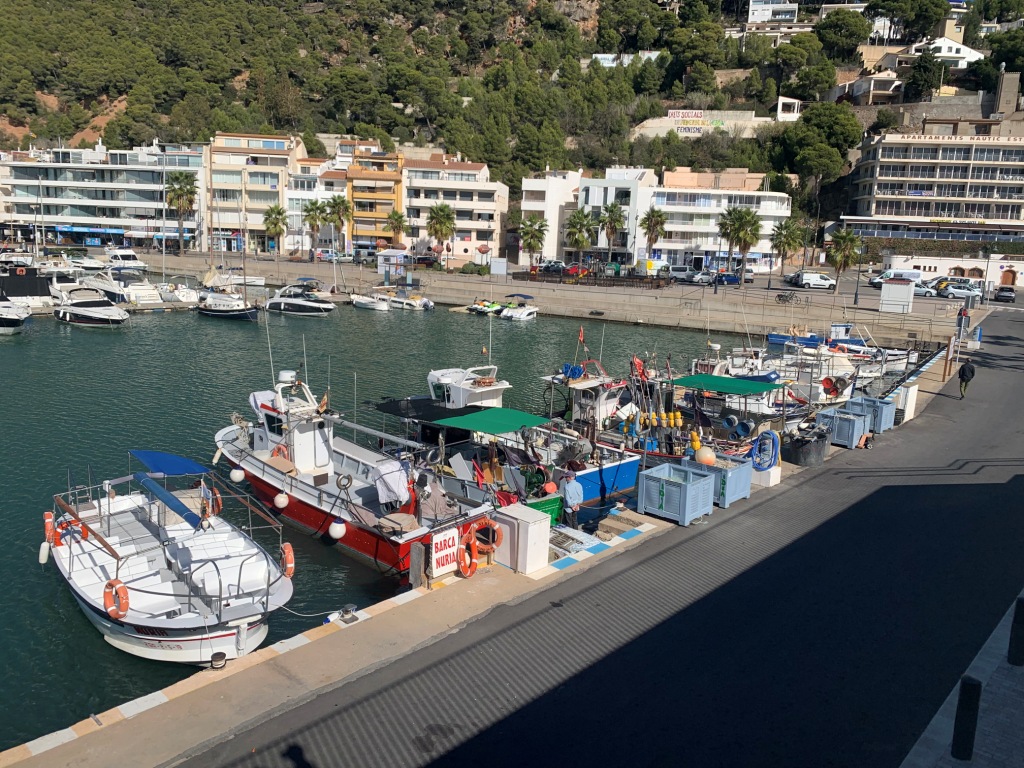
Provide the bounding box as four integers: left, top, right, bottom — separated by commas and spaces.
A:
578, 326, 584, 344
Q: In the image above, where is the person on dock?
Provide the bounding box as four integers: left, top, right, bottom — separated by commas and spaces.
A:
958, 358, 976, 400
561, 471, 583, 530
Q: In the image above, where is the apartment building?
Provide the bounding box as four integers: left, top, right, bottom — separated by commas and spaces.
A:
282, 156, 334, 254
404, 155, 509, 267
637, 169, 794, 270
520, 169, 582, 262
344, 149, 403, 258
0, 140, 203, 250
206, 132, 306, 254
747, 0, 798, 24
574, 168, 659, 265
843, 78, 1024, 245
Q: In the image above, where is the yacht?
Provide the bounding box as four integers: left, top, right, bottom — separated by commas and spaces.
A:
265, 284, 336, 316
0, 292, 31, 334
84, 268, 163, 305
53, 286, 130, 326
103, 247, 149, 271
196, 291, 259, 321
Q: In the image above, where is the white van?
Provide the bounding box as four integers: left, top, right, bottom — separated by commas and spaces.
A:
637, 258, 670, 276
870, 269, 922, 287
797, 272, 837, 290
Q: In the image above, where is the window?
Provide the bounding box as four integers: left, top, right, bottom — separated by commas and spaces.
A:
477, 230, 494, 241
212, 189, 240, 202
459, 191, 473, 201
971, 166, 999, 180
455, 230, 472, 241
904, 201, 931, 216
1003, 149, 1024, 163
248, 139, 286, 150
456, 210, 473, 220
407, 208, 421, 219
247, 191, 279, 205
963, 203, 990, 217
975, 148, 1002, 162
223, 138, 242, 147
424, 190, 438, 200
408, 170, 441, 180
248, 172, 279, 187
448, 172, 478, 182
442, 191, 457, 200
935, 184, 965, 197
939, 165, 969, 179
908, 164, 936, 178
911, 147, 938, 160
934, 202, 961, 216
212, 170, 242, 184
879, 164, 905, 178
478, 192, 495, 203
408, 189, 421, 199
881, 147, 910, 160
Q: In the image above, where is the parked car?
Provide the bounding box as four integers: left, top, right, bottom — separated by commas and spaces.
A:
734, 267, 755, 283
540, 260, 566, 273
713, 272, 740, 286
565, 262, 588, 277
994, 285, 1016, 303
353, 253, 377, 266
913, 282, 938, 298
669, 266, 699, 283
798, 272, 837, 290
315, 248, 340, 262
414, 255, 439, 267
940, 284, 983, 299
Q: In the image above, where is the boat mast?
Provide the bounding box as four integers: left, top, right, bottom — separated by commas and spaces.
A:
240, 171, 248, 305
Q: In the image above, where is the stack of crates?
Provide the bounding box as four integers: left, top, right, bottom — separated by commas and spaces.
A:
815, 407, 870, 449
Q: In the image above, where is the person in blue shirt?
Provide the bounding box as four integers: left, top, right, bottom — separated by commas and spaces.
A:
561, 471, 584, 530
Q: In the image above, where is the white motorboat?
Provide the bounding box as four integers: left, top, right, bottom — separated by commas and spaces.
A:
43, 450, 294, 665
68, 254, 107, 273
296, 277, 335, 299
53, 287, 130, 326
84, 268, 163, 305
224, 266, 266, 288
499, 293, 538, 320
104, 247, 149, 271
1, 265, 54, 309
373, 289, 434, 311
0, 292, 30, 334
214, 369, 492, 575
350, 293, 390, 311
158, 276, 201, 304
266, 284, 336, 316
196, 291, 259, 321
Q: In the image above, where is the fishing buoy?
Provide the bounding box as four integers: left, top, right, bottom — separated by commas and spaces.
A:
212, 448, 223, 466
695, 446, 716, 466
821, 377, 835, 390
736, 420, 755, 437
689, 430, 701, 450
328, 518, 347, 539
229, 468, 245, 484
38, 542, 49, 565
274, 493, 289, 509
722, 415, 739, 429
482, 345, 487, 355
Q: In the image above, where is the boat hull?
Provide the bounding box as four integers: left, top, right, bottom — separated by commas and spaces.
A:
53, 308, 128, 326
73, 593, 268, 665
266, 299, 335, 315
196, 306, 260, 321
0, 315, 28, 334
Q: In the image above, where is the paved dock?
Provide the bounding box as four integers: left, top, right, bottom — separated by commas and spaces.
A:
2, 311, 1017, 767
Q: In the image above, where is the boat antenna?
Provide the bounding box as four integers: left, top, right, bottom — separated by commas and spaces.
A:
488, 313, 493, 365
599, 323, 606, 365
265, 308, 275, 380
302, 334, 309, 387
327, 354, 331, 410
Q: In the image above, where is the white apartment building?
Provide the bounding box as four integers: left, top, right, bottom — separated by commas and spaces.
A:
0, 140, 204, 251
748, 0, 798, 24
206, 133, 307, 254
283, 156, 334, 254
520, 169, 582, 262
637, 169, 794, 271
574, 167, 659, 266
403, 155, 509, 267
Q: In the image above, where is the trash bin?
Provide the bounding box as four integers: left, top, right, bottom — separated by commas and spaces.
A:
781, 432, 830, 467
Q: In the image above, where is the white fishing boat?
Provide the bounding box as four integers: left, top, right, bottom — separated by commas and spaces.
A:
196, 291, 259, 321
104, 247, 149, 271
350, 293, 390, 311
372, 289, 434, 311
0, 292, 30, 334
53, 286, 130, 326
42, 451, 294, 665
499, 294, 539, 320
266, 284, 336, 316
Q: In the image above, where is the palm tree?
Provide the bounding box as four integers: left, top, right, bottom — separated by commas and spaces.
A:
165, 170, 197, 255
827, 228, 862, 279
302, 200, 327, 259
770, 218, 803, 285
262, 204, 288, 263
729, 207, 762, 287
638, 206, 667, 263
598, 202, 626, 266
717, 207, 739, 273
564, 208, 595, 260
426, 203, 456, 265
324, 195, 352, 256
385, 210, 407, 248
519, 214, 548, 266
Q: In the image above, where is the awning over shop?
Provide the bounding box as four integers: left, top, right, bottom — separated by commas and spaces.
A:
670, 374, 783, 395
434, 407, 549, 435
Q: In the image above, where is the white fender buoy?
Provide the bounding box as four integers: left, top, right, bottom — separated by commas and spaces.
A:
229, 468, 245, 484
38, 542, 49, 565
212, 448, 223, 466
328, 518, 347, 539
274, 493, 289, 509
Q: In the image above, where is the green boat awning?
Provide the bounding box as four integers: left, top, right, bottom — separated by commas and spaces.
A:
671, 374, 783, 395
434, 407, 549, 434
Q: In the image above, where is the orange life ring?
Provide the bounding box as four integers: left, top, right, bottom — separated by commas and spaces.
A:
43, 511, 55, 544
203, 488, 223, 516
834, 344, 848, 353
280, 542, 295, 578
53, 519, 88, 547
103, 579, 130, 619
16, 267, 26, 276
473, 518, 503, 554
271, 444, 290, 461
457, 531, 478, 578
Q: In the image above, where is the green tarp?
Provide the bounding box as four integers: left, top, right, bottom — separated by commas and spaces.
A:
671, 374, 783, 396
434, 407, 549, 434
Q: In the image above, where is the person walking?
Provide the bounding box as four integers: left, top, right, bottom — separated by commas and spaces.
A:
958, 358, 976, 400
560, 471, 583, 530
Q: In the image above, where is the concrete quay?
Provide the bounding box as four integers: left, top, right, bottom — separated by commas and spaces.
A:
0, 309, 998, 768
142, 253, 966, 346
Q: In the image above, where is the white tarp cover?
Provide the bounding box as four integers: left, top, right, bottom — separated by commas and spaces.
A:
372, 460, 410, 505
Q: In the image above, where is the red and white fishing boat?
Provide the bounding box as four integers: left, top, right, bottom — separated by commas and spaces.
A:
214, 370, 492, 575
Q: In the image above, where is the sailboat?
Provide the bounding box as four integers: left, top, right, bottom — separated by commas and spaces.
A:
196, 176, 259, 321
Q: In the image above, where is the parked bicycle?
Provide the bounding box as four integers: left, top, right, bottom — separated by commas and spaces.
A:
775, 291, 799, 305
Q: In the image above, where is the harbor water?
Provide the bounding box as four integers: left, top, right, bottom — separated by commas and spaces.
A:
0, 306, 729, 750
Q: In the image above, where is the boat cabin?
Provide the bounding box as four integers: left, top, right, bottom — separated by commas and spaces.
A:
427, 366, 511, 410
541, 359, 629, 426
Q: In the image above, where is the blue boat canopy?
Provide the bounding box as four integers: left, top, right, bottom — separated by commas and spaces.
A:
132, 473, 203, 529
129, 450, 209, 477
505, 293, 534, 300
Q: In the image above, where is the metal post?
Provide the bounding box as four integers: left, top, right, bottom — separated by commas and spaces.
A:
161, 152, 167, 280
854, 244, 865, 306
1008, 596, 1024, 666
950, 675, 983, 761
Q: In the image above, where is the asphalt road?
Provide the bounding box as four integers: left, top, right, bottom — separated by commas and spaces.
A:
181, 310, 1024, 768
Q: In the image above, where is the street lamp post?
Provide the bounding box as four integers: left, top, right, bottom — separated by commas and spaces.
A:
979, 244, 991, 303
854, 243, 866, 306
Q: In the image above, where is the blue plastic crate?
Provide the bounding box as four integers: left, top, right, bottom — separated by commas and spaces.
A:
678, 452, 753, 509
843, 396, 896, 433
637, 464, 714, 526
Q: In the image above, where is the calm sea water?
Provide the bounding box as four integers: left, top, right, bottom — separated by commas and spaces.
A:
0, 305, 731, 749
